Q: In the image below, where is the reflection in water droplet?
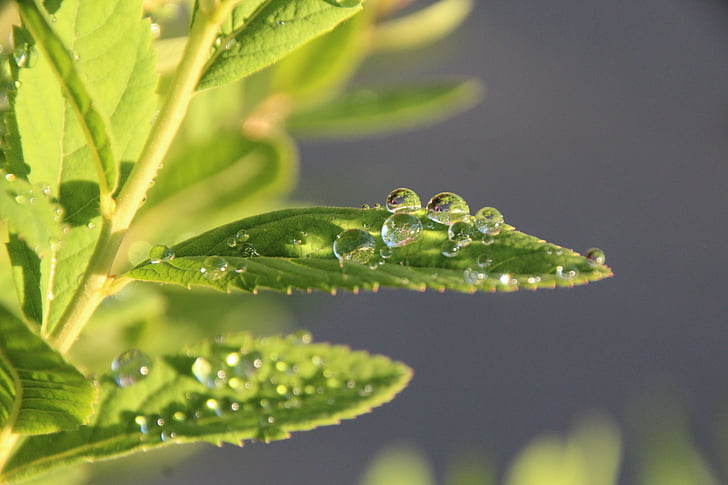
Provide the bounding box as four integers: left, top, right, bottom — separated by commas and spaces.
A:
226, 237, 237, 248
441, 240, 461, 258
426, 192, 470, 225
448, 220, 476, 246
148, 244, 174, 263
333, 229, 376, 266
473, 207, 503, 235
111, 349, 152, 387
381, 213, 423, 248
380, 247, 393, 259
200, 255, 228, 280
385, 188, 421, 213
586, 248, 606, 265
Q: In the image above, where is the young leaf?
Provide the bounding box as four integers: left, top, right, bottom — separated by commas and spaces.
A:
125, 205, 612, 294
197, 0, 364, 90
6, 0, 157, 333
1, 333, 411, 483
286, 80, 483, 138
0, 304, 97, 435
372, 0, 474, 52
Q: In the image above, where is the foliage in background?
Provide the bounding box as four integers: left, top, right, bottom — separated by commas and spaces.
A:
0, 0, 612, 483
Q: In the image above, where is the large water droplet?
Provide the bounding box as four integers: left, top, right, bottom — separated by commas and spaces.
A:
111, 349, 152, 387
473, 207, 503, 236
426, 192, 470, 225
448, 220, 476, 246
586, 248, 606, 265
148, 244, 174, 263
381, 213, 423, 248
333, 229, 376, 265
385, 188, 421, 213
200, 256, 228, 280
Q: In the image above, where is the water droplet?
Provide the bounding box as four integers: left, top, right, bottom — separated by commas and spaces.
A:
200, 255, 228, 280
361, 203, 371, 209
586, 248, 606, 265
473, 207, 504, 235
87, 221, 96, 229
148, 244, 174, 263
50, 15, 57, 23
226, 237, 237, 247
448, 220, 476, 246
441, 240, 461, 257
13, 80, 22, 89
333, 229, 376, 266
111, 349, 152, 387
233, 261, 248, 273
379, 247, 393, 259
150, 23, 161, 39
13, 43, 37, 68
70, 49, 80, 61
135, 415, 149, 434
14, 195, 27, 205
238, 243, 259, 258
191, 357, 225, 388
481, 234, 495, 245
205, 398, 222, 416
556, 265, 578, 280
426, 192, 470, 225
381, 213, 423, 248
464, 268, 488, 284
373, 203, 382, 209
385, 187, 421, 213
225, 38, 238, 50
499, 274, 513, 285
477, 254, 493, 268
4, 173, 16, 182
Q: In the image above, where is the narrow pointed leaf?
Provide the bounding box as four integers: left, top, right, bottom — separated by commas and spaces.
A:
197, 0, 363, 90
126, 206, 612, 294
372, 0, 474, 52
286, 80, 483, 138
0, 304, 97, 435
1, 333, 411, 483
7, 0, 157, 332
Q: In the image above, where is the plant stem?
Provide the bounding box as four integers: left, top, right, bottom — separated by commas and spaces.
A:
47, 2, 240, 354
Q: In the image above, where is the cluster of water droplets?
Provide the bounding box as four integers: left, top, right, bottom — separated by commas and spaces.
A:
126, 333, 378, 444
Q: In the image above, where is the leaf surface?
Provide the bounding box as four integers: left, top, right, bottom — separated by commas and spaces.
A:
197, 0, 363, 90
6, 0, 157, 332
286, 80, 482, 138
126, 206, 612, 294
1, 333, 411, 483
0, 304, 96, 435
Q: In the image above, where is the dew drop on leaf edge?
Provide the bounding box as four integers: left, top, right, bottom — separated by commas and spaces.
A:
111, 349, 152, 387
586, 247, 606, 265
148, 244, 174, 263
426, 192, 470, 225
473, 207, 504, 236
385, 187, 421, 213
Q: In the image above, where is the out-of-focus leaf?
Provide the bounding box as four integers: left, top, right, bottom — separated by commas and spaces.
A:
0, 304, 97, 435
372, 0, 474, 52
360, 444, 435, 485
286, 80, 482, 138
197, 0, 363, 90
2, 333, 411, 483
125, 205, 613, 294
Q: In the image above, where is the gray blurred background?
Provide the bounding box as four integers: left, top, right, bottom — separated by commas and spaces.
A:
140, 0, 728, 483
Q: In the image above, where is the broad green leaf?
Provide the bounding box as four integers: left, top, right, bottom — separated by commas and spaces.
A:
0, 304, 97, 435
197, 0, 364, 90
286, 80, 482, 138
1, 333, 411, 483
270, 12, 369, 102
125, 205, 612, 294
372, 0, 474, 52
127, 131, 297, 254
7, 0, 157, 332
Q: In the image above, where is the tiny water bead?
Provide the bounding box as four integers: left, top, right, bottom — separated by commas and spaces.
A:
556, 265, 578, 280
234, 229, 250, 243
13, 43, 37, 68
448, 220, 476, 246
381, 213, 423, 248
440, 240, 461, 258
111, 349, 152, 387
148, 244, 174, 263
426, 192, 470, 225
385, 188, 421, 213
473, 207, 504, 236
586, 247, 606, 265
200, 255, 228, 280
333, 229, 376, 265
464, 268, 488, 285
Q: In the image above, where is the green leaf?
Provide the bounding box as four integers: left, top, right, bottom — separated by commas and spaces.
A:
286, 80, 483, 138
372, 0, 474, 52
129, 131, 297, 249
1, 333, 411, 483
197, 0, 364, 90
7, 0, 157, 333
125, 205, 612, 294
0, 304, 97, 435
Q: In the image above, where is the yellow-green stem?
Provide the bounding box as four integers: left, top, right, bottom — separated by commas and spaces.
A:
47, 2, 241, 353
